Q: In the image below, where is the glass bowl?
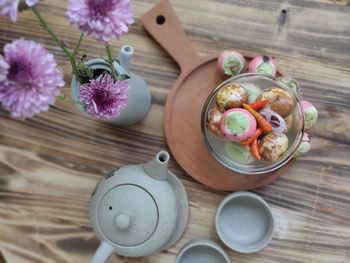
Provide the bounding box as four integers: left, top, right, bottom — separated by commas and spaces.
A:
201, 73, 305, 175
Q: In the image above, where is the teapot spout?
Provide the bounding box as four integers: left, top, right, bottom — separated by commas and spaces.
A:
144, 151, 170, 181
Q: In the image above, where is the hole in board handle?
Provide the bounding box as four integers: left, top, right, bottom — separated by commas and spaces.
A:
156, 15, 166, 25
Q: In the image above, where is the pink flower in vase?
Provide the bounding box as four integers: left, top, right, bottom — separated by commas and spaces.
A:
66, 0, 134, 43
0, 0, 39, 22
0, 39, 64, 119
79, 74, 128, 120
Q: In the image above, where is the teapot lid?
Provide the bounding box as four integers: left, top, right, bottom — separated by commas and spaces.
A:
97, 184, 158, 246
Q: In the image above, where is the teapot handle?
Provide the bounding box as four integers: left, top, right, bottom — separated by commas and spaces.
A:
91, 241, 115, 263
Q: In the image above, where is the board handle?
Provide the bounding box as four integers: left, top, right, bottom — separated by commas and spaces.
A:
140, 0, 202, 71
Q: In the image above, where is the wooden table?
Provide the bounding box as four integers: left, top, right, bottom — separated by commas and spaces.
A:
0, 0, 349, 262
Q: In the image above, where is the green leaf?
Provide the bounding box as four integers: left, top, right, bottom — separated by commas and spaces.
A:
117, 74, 130, 81
58, 95, 68, 101
57, 94, 84, 105
81, 54, 87, 62
75, 61, 94, 84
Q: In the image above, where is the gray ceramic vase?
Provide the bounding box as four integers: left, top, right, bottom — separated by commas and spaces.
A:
71, 45, 152, 126
89, 151, 189, 263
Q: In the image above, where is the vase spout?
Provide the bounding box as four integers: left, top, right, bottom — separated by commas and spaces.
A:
118, 45, 134, 74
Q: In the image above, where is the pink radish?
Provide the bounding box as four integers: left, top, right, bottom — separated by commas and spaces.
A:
217, 50, 246, 78
301, 100, 318, 130
294, 132, 311, 157
248, 55, 278, 76
220, 108, 257, 142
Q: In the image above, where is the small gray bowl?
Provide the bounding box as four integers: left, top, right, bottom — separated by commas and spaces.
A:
176, 238, 230, 263
216, 191, 274, 253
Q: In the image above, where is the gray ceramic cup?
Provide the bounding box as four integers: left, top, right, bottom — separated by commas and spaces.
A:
216, 191, 274, 253
176, 238, 230, 263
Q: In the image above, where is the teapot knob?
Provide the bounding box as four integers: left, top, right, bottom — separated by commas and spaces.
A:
114, 213, 131, 230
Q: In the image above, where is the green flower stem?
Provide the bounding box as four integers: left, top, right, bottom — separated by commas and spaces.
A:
105, 44, 117, 82
73, 33, 84, 56
31, 6, 78, 75
58, 95, 83, 105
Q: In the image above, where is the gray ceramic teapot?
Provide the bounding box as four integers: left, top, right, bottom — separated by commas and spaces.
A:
90, 151, 189, 263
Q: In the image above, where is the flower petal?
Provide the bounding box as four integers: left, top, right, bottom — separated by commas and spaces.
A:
78, 73, 129, 120
0, 39, 64, 119
25, 0, 40, 7
66, 0, 133, 42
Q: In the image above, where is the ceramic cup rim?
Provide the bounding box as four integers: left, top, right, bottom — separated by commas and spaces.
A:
176, 238, 230, 263
215, 191, 274, 253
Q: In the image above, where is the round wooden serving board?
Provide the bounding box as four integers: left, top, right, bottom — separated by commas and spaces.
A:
140, 0, 291, 191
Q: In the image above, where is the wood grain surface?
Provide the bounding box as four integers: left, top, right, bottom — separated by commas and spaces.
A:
0, 0, 349, 262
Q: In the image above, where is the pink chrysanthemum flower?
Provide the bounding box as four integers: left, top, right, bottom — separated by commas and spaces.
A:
66, 0, 134, 43
0, 0, 39, 22
79, 74, 128, 120
0, 39, 64, 119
